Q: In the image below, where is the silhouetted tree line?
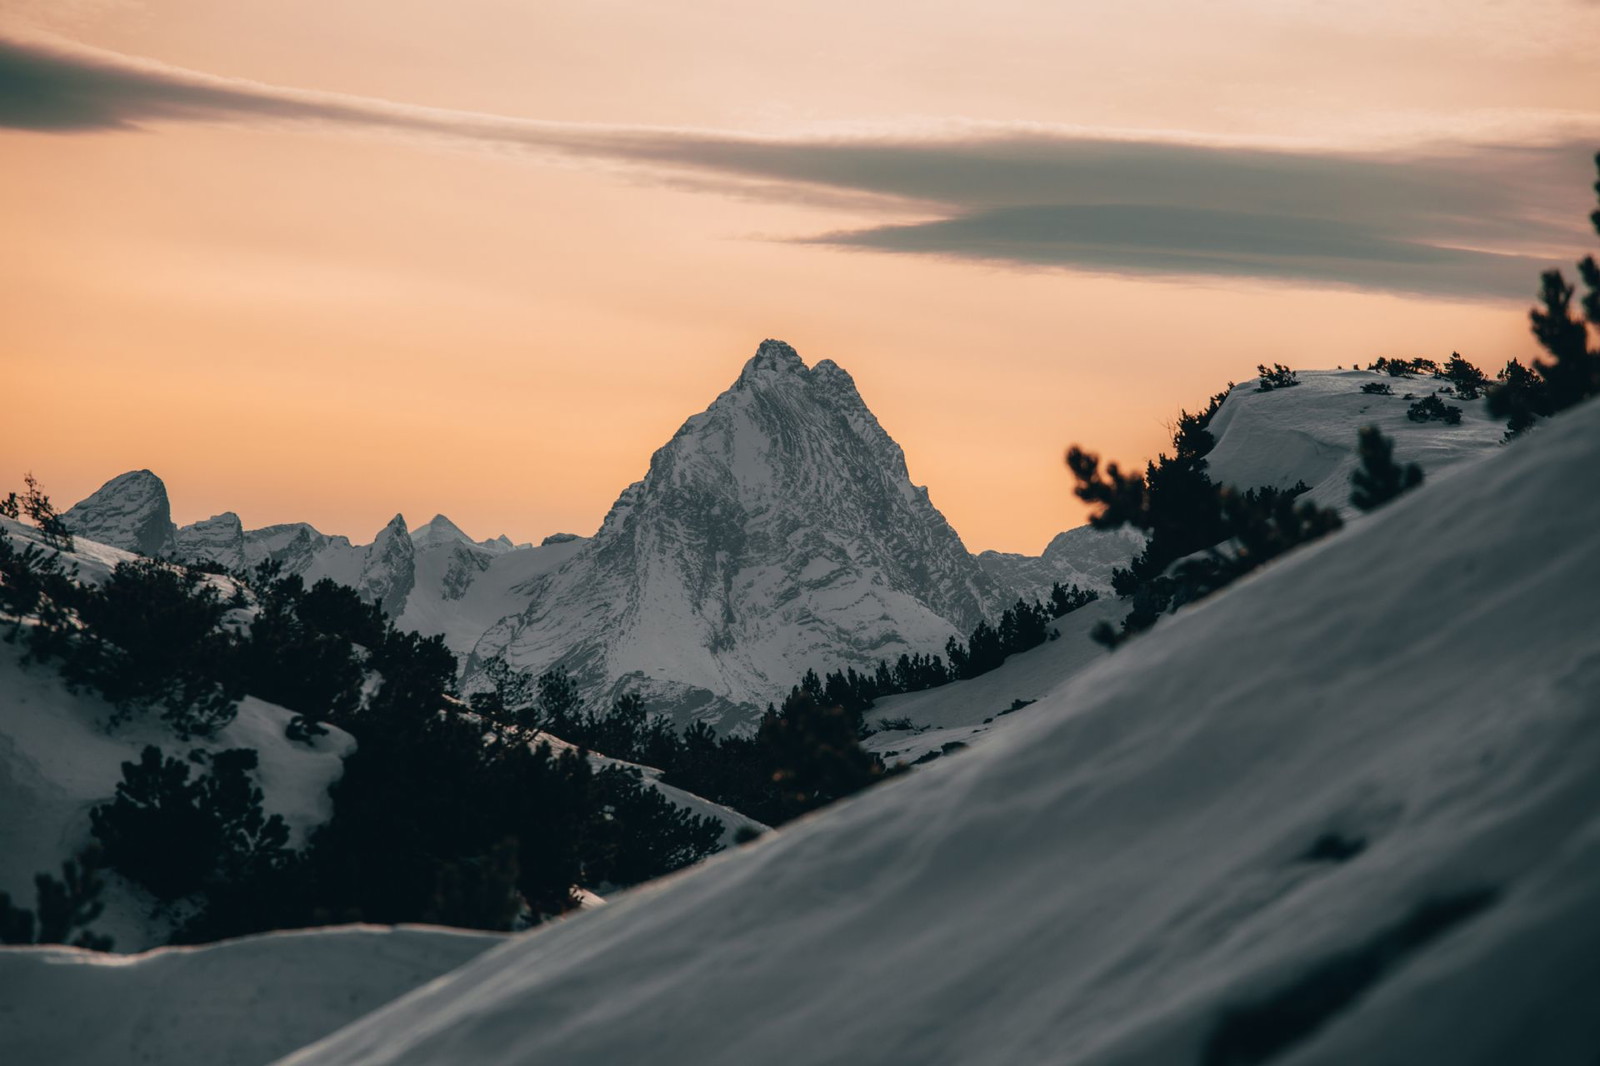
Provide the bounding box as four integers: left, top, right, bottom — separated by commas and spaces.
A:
471, 663, 895, 829
0, 517, 725, 939
1066, 380, 1344, 645
1349, 426, 1423, 513
1364, 353, 1485, 402
769, 582, 1096, 732
464, 578, 1096, 825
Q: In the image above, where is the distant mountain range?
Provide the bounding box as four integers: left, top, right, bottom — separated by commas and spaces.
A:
70, 345, 1508, 729
61, 342, 1132, 727
65, 348, 1510, 723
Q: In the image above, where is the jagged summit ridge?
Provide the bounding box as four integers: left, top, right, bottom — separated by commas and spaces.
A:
471, 340, 1010, 728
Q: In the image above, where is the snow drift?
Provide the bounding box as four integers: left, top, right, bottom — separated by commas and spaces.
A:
0, 925, 501, 1066
280, 399, 1600, 1066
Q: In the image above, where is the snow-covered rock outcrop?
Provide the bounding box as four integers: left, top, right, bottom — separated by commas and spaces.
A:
355, 515, 416, 621
469, 340, 1011, 728
277, 396, 1600, 1066
61, 470, 178, 557
175, 511, 247, 569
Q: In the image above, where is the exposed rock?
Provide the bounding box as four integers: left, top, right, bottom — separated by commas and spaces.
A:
61, 470, 178, 557
357, 515, 416, 621
175, 512, 246, 570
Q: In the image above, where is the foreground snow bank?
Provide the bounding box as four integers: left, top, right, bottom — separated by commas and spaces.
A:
0, 925, 501, 1066
280, 401, 1600, 1066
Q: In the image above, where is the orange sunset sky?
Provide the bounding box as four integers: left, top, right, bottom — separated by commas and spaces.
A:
3, 0, 1598, 552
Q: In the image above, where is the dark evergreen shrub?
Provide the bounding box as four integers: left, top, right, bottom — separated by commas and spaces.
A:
1489, 151, 1600, 435
59, 559, 241, 737
1067, 384, 1343, 645
1359, 382, 1393, 395
0, 849, 113, 950
1256, 363, 1299, 391
1406, 394, 1463, 425
1350, 426, 1424, 512
9, 473, 75, 550
1440, 352, 1488, 399
90, 745, 289, 901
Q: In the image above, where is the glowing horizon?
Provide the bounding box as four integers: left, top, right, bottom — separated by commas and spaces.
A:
3, 2, 1596, 552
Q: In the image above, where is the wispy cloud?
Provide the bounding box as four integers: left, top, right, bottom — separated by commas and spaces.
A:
3, 33, 1594, 299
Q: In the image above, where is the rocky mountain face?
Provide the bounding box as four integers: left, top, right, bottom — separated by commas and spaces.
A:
976, 524, 1148, 603
61, 470, 177, 557
174, 512, 247, 570
468, 340, 1019, 729
356, 516, 417, 621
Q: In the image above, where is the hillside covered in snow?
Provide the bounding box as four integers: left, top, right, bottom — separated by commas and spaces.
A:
272, 394, 1600, 1066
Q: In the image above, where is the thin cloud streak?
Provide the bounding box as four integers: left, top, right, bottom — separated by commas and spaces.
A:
3, 33, 1594, 299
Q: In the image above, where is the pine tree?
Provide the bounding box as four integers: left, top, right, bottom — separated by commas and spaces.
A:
1491, 150, 1600, 432
1350, 426, 1424, 512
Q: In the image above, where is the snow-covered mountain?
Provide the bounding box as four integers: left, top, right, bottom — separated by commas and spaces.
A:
467, 340, 1020, 727
61, 469, 178, 558
59, 470, 543, 655
174, 511, 247, 570
275, 394, 1600, 1066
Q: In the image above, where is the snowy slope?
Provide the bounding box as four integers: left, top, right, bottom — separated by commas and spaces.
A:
470, 340, 1014, 729
0, 925, 501, 1066
1206, 368, 1504, 512
0, 521, 355, 952
522, 731, 767, 850
278, 398, 1600, 1066
862, 596, 1123, 765
396, 535, 586, 659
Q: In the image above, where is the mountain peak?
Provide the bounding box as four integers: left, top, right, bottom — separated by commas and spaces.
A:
62, 470, 177, 557
411, 513, 471, 549
736, 339, 806, 385
471, 341, 1008, 728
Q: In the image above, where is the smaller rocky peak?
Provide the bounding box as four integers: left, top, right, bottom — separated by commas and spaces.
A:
735, 339, 807, 387
806, 358, 867, 407
176, 511, 246, 569
359, 514, 417, 619
541, 532, 582, 546
62, 469, 178, 557
411, 513, 473, 550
